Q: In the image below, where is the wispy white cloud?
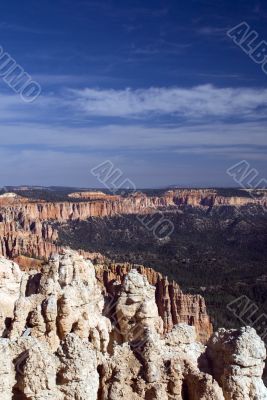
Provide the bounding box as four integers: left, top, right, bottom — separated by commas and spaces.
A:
0, 121, 266, 155
0, 85, 266, 173
69, 85, 267, 119
1, 84, 267, 127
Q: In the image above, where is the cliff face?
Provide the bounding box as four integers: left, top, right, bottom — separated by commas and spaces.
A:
0, 193, 168, 259
169, 189, 267, 207
0, 189, 266, 261
0, 251, 266, 400
0, 195, 169, 223
0, 189, 266, 224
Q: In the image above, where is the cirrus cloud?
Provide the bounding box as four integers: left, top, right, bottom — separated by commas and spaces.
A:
70, 84, 267, 120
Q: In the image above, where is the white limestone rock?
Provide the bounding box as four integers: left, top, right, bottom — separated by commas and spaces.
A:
0, 257, 22, 336
207, 326, 267, 400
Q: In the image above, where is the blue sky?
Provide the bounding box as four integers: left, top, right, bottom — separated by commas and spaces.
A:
0, 0, 267, 187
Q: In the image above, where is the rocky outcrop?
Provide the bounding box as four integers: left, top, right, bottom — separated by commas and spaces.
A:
97, 263, 213, 343
9, 251, 111, 353
207, 326, 267, 400
57, 333, 99, 400
0, 251, 266, 399
115, 269, 163, 343
68, 191, 120, 201
0, 256, 22, 336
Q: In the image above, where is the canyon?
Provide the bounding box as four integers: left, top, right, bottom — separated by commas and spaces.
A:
0, 188, 266, 261
0, 188, 266, 334
0, 191, 214, 344
0, 188, 266, 398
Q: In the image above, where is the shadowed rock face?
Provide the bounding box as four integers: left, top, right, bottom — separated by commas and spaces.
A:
0, 250, 266, 400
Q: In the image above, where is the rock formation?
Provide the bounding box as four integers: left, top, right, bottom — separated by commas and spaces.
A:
8, 250, 111, 353
115, 269, 164, 343
0, 190, 224, 346
97, 263, 213, 343
0, 256, 22, 336
0, 189, 266, 261
207, 326, 267, 399
0, 250, 266, 399
68, 191, 120, 201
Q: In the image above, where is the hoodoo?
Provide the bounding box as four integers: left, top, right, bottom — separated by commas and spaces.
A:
0, 250, 266, 399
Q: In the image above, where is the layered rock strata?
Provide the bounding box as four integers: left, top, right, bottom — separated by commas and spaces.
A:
0, 250, 266, 399
0, 189, 266, 262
